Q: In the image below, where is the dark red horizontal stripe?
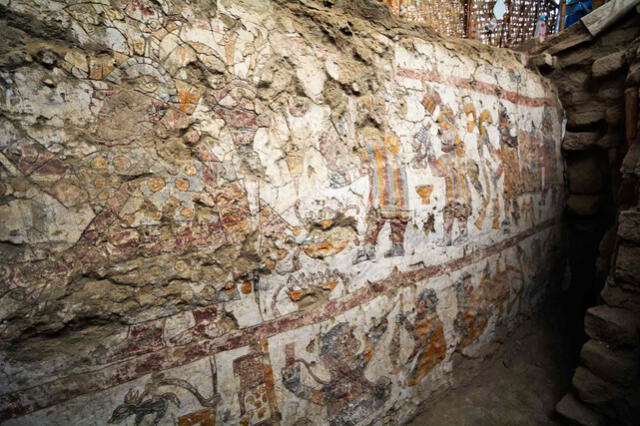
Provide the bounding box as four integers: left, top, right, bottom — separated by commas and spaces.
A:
396, 67, 553, 107
0, 217, 560, 421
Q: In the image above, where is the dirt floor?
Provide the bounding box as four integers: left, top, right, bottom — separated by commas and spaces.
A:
406, 301, 582, 426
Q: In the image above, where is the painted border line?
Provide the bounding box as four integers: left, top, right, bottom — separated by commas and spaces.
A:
396, 67, 553, 107
0, 217, 561, 420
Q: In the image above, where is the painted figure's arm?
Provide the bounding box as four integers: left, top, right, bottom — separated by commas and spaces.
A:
397, 312, 422, 360
360, 316, 389, 365
281, 364, 327, 406
424, 142, 445, 176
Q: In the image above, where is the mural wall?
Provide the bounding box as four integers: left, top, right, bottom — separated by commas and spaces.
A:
0, 0, 564, 424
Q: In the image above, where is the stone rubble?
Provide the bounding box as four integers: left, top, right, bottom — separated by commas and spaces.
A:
532, 2, 640, 424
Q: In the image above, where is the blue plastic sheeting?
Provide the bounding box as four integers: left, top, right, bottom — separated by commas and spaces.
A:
565, 0, 592, 27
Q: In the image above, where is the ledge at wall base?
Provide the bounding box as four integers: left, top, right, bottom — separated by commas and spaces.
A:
556, 392, 606, 426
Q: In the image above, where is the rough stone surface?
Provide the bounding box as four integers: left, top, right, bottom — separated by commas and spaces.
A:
621, 142, 640, 176
595, 132, 622, 149
572, 366, 622, 405
556, 393, 605, 426
567, 156, 603, 194
537, 8, 640, 426
604, 104, 625, 127
615, 244, 640, 289
560, 48, 598, 69
528, 53, 556, 71
626, 62, 640, 86
579, 339, 638, 384
597, 84, 625, 102
566, 106, 606, 129
585, 305, 640, 347
592, 51, 625, 77
618, 210, 640, 243
0, 0, 567, 424
567, 194, 601, 216
563, 132, 599, 150
601, 280, 640, 313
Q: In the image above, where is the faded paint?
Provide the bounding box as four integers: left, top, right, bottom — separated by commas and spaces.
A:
0, 0, 564, 425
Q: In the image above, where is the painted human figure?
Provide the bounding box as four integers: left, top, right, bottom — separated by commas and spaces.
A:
496, 105, 523, 225
463, 104, 503, 230
282, 321, 391, 426
454, 260, 513, 349
420, 107, 473, 245
518, 126, 541, 225
354, 128, 410, 263
212, 79, 267, 158
394, 289, 447, 386
540, 105, 561, 205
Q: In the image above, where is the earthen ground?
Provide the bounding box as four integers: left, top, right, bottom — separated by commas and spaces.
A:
407, 301, 579, 426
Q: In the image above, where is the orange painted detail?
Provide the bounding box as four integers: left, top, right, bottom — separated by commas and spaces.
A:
415, 185, 434, 204
320, 281, 338, 291
176, 82, 203, 114
175, 178, 190, 191
287, 290, 306, 302
178, 408, 215, 426
147, 177, 165, 192
319, 219, 334, 229
241, 281, 252, 294
91, 156, 109, 169
407, 323, 446, 386
302, 240, 349, 258
113, 156, 130, 171
373, 144, 387, 209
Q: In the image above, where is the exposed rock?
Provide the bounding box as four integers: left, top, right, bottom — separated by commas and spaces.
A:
592, 51, 625, 77
615, 244, 640, 289
601, 279, 640, 313
595, 132, 622, 149
556, 69, 589, 95
528, 53, 556, 72
567, 194, 601, 216
585, 305, 640, 347
560, 47, 598, 69
596, 226, 617, 278
566, 106, 605, 129
618, 210, 640, 243
597, 85, 624, 102
598, 18, 640, 48
604, 104, 624, 126
573, 366, 622, 404
0, 190, 95, 251
580, 339, 638, 384
626, 62, 640, 86
556, 393, 605, 426
621, 142, 640, 176
567, 156, 603, 194
563, 132, 599, 150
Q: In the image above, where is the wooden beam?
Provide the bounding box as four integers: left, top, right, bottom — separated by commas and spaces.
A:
465, 0, 474, 38
581, 0, 640, 37
559, 0, 567, 31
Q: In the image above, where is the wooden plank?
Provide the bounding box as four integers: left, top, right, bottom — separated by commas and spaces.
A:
581, 0, 640, 37
466, 0, 474, 39
528, 20, 592, 55
559, 0, 567, 31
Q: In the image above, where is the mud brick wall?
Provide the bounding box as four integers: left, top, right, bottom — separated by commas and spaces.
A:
530, 6, 640, 426
0, 1, 565, 424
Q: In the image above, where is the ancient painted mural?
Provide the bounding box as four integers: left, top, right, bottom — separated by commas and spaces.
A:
0, 0, 564, 425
